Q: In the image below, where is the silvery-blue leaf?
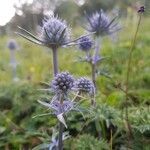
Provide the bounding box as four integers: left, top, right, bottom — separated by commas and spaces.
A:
38, 100, 51, 108
57, 113, 67, 128
49, 144, 56, 150
32, 112, 52, 119
32, 143, 50, 150
62, 132, 70, 140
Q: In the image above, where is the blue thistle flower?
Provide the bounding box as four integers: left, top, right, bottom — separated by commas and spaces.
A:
17, 15, 71, 49
73, 77, 95, 95
51, 72, 74, 94
78, 36, 93, 52
7, 39, 18, 50
85, 10, 120, 37
41, 16, 71, 49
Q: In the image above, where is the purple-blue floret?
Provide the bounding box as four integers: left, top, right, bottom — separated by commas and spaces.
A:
51, 72, 74, 93
73, 77, 95, 94
41, 16, 71, 48
78, 36, 93, 51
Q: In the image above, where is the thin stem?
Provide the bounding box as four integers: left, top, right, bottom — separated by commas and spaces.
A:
51, 47, 62, 149
91, 63, 96, 88
110, 129, 113, 150
52, 47, 59, 76
93, 37, 101, 64
58, 122, 64, 150
58, 94, 64, 150
91, 37, 102, 139
125, 14, 142, 138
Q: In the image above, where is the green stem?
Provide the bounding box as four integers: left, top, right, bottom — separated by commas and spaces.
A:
125, 14, 142, 137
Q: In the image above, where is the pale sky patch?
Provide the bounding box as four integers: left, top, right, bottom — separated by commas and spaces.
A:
0, 0, 33, 26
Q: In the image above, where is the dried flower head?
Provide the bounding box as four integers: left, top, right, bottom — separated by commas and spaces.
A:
85, 10, 120, 37
138, 6, 145, 13
51, 72, 74, 94
41, 16, 71, 49
73, 77, 95, 95
78, 36, 93, 51
7, 39, 18, 50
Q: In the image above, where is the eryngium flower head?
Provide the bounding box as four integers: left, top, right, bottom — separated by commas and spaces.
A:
85, 10, 120, 36
7, 39, 18, 50
17, 16, 71, 49
78, 36, 93, 51
41, 16, 71, 49
74, 77, 95, 94
51, 72, 74, 93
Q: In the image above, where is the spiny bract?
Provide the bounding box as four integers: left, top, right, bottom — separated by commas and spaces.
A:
51, 100, 74, 115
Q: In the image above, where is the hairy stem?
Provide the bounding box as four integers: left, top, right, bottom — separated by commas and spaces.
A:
52, 47, 59, 76
125, 14, 142, 138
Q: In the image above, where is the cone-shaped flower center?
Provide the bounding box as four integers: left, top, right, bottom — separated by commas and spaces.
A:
41, 16, 70, 49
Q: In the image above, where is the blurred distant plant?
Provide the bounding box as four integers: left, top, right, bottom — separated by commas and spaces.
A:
7, 39, 18, 51
7, 39, 19, 81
